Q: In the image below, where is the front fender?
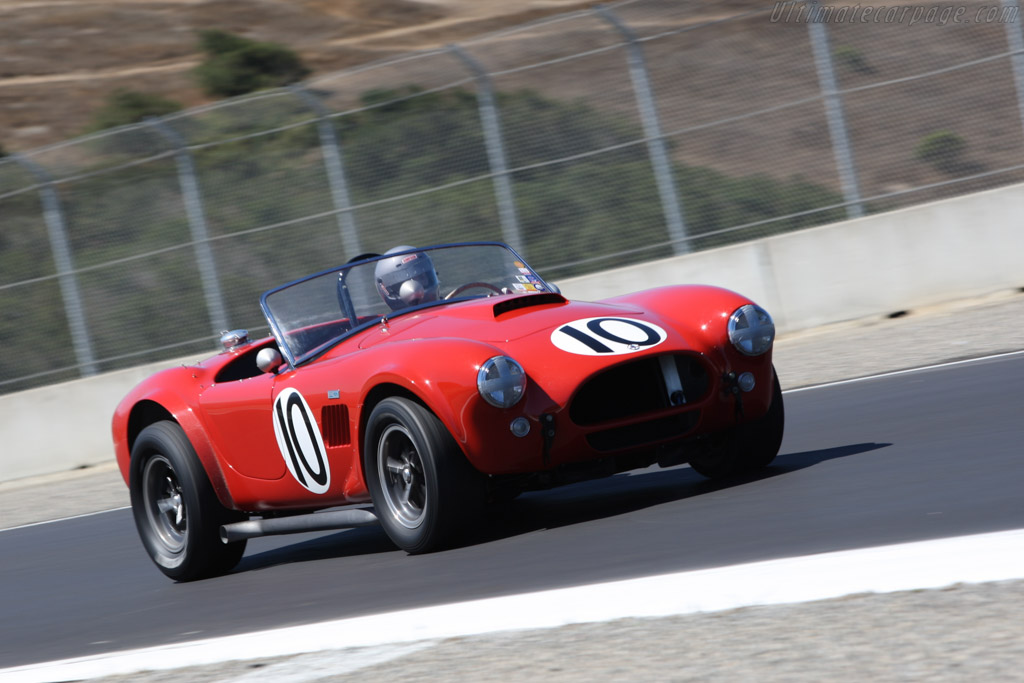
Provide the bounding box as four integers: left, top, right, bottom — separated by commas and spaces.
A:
604, 284, 777, 414
356, 337, 506, 448
604, 285, 759, 341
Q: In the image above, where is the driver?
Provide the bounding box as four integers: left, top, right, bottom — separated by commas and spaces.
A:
374, 246, 440, 311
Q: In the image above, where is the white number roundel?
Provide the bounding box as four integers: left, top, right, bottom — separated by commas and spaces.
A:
273, 388, 331, 494
551, 317, 668, 356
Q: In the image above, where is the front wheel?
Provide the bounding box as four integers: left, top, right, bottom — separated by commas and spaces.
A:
364, 397, 484, 553
130, 421, 246, 581
688, 371, 785, 479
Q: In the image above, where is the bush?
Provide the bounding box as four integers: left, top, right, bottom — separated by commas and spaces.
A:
194, 30, 311, 98
833, 45, 874, 75
915, 130, 967, 174
87, 89, 183, 131
197, 29, 252, 56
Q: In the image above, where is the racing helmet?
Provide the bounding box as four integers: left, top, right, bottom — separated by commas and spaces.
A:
374, 246, 440, 311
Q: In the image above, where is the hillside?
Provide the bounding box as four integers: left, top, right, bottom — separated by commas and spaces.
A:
2, 0, 1019, 209
0, 0, 614, 150
0, 0, 642, 151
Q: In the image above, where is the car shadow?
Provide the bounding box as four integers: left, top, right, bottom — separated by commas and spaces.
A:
233, 521, 396, 573
474, 441, 892, 544
233, 442, 891, 571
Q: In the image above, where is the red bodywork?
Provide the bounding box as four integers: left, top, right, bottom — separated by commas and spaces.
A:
112, 286, 774, 513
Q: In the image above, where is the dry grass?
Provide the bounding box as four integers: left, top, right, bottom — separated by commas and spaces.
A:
0, 0, 595, 149
1, 0, 1020, 204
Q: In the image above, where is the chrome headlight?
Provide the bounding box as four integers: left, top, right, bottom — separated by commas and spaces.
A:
477, 356, 527, 408
728, 304, 775, 356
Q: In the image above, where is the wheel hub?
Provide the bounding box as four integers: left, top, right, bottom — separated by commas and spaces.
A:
378, 424, 427, 529
142, 454, 188, 553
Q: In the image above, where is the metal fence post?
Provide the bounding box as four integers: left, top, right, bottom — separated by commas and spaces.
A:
448, 44, 526, 257
1001, 0, 1024, 146
147, 118, 229, 337
807, 0, 865, 218
289, 85, 363, 258
595, 5, 689, 255
13, 155, 98, 376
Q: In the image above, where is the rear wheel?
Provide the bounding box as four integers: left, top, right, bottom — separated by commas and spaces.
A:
688, 371, 785, 479
364, 397, 484, 553
130, 421, 246, 581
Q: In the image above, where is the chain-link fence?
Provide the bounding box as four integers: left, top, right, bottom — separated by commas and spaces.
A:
2, 0, 1023, 394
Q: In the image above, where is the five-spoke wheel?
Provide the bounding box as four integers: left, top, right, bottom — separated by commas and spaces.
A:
141, 454, 188, 555
365, 397, 484, 553
378, 423, 428, 529
130, 421, 247, 581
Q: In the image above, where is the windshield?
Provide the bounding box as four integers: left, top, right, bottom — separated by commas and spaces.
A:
261, 243, 549, 366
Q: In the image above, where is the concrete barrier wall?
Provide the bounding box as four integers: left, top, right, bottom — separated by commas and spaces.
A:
4, 183, 1023, 482
559, 182, 1024, 332
0, 357, 198, 482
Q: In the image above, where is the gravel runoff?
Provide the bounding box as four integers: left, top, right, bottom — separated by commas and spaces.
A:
2, 288, 1023, 681
90, 580, 1024, 683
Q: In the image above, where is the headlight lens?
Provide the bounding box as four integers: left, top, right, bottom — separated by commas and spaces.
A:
477, 356, 527, 408
728, 304, 775, 356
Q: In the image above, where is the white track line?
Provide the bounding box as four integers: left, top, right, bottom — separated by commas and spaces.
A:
783, 348, 1024, 393
0, 506, 130, 533
2, 527, 1023, 683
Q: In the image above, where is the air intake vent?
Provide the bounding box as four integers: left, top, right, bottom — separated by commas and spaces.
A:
321, 404, 350, 446
493, 292, 566, 317
570, 354, 710, 425
587, 412, 701, 452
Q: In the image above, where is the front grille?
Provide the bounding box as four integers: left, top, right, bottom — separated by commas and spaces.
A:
569, 353, 709, 426
586, 411, 701, 452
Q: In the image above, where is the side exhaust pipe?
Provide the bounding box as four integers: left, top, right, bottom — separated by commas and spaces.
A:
220, 509, 379, 543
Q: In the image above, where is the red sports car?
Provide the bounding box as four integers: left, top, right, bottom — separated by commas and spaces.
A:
113, 242, 783, 581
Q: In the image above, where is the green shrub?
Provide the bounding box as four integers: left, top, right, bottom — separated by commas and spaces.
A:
833, 45, 874, 75
197, 29, 252, 56
87, 89, 183, 131
194, 30, 311, 97
915, 130, 967, 174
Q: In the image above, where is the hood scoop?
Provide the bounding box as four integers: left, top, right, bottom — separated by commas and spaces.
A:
493, 292, 567, 317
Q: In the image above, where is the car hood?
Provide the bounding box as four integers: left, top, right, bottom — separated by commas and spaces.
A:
357, 294, 638, 346
354, 293, 700, 361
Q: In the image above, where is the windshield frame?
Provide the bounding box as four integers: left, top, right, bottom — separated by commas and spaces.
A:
259, 241, 548, 368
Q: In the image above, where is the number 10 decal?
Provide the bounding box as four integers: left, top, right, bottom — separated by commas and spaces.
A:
551, 317, 668, 356
273, 388, 331, 494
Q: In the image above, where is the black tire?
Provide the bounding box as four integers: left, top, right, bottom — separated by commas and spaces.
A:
129, 421, 247, 581
688, 371, 785, 480
363, 397, 484, 553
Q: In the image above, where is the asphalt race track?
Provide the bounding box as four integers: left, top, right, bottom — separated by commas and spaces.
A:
2, 353, 1023, 671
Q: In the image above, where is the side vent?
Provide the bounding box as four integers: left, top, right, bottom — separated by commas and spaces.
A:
321, 404, 350, 446
493, 292, 566, 317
